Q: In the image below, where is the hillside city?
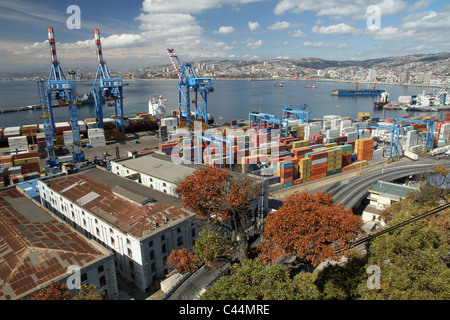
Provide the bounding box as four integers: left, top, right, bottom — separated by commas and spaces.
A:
2, 52, 450, 86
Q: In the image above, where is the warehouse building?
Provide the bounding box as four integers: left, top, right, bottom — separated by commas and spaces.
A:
0, 186, 117, 300
37, 167, 200, 293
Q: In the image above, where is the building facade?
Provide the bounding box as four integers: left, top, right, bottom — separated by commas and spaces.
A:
37, 168, 199, 293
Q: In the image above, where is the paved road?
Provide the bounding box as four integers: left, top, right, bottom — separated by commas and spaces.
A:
331, 159, 447, 208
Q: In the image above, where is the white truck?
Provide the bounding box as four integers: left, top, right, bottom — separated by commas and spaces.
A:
430, 147, 448, 157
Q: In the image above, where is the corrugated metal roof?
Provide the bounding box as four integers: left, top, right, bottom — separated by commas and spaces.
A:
42, 173, 194, 239
0, 188, 109, 300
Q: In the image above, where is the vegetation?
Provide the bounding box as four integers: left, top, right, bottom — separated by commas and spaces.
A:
173, 166, 449, 300
27, 282, 105, 300
258, 191, 362, 267
175, 167, 260, 264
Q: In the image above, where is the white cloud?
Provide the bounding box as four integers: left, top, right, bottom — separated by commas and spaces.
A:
274, 0, 410, 18
312, 23, 357, 35
141, 0, 262, 14
303, 41, 353, 48
248, 21, 261, 31
268, 21, 292, 30
247, 39, 264, 49
289, 29, 306, 37
215, 26, 235, 34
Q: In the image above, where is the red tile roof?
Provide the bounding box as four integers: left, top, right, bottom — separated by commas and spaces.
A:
0, 188, 109, 300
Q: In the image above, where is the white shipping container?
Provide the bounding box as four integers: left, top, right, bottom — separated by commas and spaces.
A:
311, 157, 328, 166
4, 126, 21, 136
346, 131, 357, 142
326, 128, 340, 139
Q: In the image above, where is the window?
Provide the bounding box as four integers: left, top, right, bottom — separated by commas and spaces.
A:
127, 248, 133, 258
99, 275, 106, 287
151, 262, 156, 273
163, 182, 166, 187
177, 228, 181, 234
110, 237, 115, 246
98, 265, 104, 274
94, 218, 98, 224
177, 236, 183, 247
149, 250, 155, 260
161, 235, 165, 241
162, 243, 167, 254
126, 239, 131, 246
96, 228, 100, 236
148, 240, 153, 247
81, 273, 88, 282
83, 219, 86, 227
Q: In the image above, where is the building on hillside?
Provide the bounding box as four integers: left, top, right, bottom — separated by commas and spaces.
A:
0, 186, 117, 300
362, 180, 417, 230
37, 167, 200, 293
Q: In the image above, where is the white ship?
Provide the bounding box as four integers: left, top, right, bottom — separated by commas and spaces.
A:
400, 87, 450, 111
148, 95, 167, 119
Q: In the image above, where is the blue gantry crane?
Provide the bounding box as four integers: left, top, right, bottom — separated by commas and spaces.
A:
249, 111, 289, 138
37, 78, 58, 167
166, 48, 214, 127
356, 121, 401, 160
282, 104, 310, 124
45, 27, 84, 163
394, 117, 436, 151
93, 29, 125, 133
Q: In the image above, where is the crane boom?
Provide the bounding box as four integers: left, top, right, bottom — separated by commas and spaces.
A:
93, 29, 125, 132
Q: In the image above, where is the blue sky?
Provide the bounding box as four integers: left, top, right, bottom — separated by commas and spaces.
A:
0, 0, 449, 72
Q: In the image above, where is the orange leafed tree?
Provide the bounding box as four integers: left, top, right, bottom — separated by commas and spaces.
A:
175, 167, 259, 264
258, 191, 362, 267
168, 248, 200, 273
27, 281, 73, 300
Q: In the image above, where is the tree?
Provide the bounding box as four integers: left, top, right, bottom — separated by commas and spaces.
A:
27, 281, 73, 300
168, 248, 200, 273
258, 191, 362, 267
175, 167, 259, 265
357, 209, 450, 300
192, 224, 231, 269
72, 284, 105, 300
201, 259, 319, 300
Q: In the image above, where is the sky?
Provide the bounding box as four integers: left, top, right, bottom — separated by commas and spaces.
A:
0, 0, 449, 72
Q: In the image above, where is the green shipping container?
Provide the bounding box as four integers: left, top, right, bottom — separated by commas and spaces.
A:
283, 181, 293, 188
326, 168, 342, 176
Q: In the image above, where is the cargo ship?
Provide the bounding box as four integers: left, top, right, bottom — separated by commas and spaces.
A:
400, 87, 450, 112
331, 83, 385, 96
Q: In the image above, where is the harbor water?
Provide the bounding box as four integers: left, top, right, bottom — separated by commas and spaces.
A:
0, 79, 446, 128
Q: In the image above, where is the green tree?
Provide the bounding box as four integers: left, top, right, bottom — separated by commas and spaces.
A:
313, 252, 368, 300
72, 284, 105, 300
193, 224, 231, 269
357, 210, 450, 300
201, 259, 319, 300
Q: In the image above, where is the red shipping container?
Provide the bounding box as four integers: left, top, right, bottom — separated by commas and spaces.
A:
280, 167, 293, 176
280, 176, 293, 184
21, 162, 40, 174
311, 167, 326, 176
293, 178, 302, 186
309, 152, 328, 160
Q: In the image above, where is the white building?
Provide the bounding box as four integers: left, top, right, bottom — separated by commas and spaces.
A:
37, 167, 199, 293
362, 181, 417, 229
368, 69, 377, 82
110, 152, 203, 197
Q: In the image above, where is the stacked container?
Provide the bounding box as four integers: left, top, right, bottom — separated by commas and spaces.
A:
280, 160, 294, 188
36, 133, 47, 159
299, 157, 311, 182
8, 136, 28, 153
308, 151, 328, 181
88, 128, 106, 147
326, 148, 343, 176
356, 138, 374, 161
